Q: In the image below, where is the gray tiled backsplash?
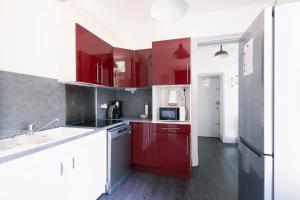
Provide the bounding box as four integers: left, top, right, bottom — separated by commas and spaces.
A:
96, 88, 152, 119
96, 88, 116, 119
115, 89, 152, 118
0, 70, 152, 139
65, 85, 96, 124
0, 70, 66, 133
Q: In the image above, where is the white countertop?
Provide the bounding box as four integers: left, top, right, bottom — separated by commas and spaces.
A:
121, 117, 191, 125
0, 122, 125, 164
120, 117, 152, 123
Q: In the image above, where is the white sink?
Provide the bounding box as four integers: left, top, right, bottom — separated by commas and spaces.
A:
0, 139, 20, 151
37, 127, 93, 140
16, 135, 53, 145
0, 127, 94, 158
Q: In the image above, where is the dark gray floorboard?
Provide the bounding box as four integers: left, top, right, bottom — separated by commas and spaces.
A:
98, 137, 238, 200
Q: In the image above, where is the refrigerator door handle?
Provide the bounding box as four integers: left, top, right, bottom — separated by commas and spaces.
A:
240, 137, 263, 157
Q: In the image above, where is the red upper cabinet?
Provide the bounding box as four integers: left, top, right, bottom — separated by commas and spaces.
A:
152, 38, 191, 85
134, 49, 152, 88
76, 24, 97, 84
113, 48, 134, 88
76, 24, 113, 86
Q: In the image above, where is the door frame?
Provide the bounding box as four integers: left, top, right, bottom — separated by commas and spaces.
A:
197, 73, 224, 142
190, 35, 241, 167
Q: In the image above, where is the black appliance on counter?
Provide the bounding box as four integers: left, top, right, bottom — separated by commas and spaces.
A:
107, 100, 122, 119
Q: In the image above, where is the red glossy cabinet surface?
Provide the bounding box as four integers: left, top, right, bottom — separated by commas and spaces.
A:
131, 122, 155, 167
76, 24, 113, 86
152, 38, 191, 85
134, 49, 152, 88
113, 48, 152, 88
132, 122, 191, 178
113, 47, 134, 87
152, 123, 191, 174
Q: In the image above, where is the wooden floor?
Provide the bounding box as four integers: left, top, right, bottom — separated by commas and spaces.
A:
99, 137, 238, 200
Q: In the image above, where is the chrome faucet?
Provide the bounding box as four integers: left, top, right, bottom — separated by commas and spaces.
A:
28, 118, 60, 135
28, 123, 39, 134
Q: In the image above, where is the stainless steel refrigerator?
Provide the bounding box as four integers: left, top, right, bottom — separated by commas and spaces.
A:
238, 2, 300, 200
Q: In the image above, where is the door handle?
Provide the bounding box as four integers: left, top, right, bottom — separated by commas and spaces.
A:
96, 62, 99, 83
60, 162, 64, 176
72, 157, 75, 169
186, 64, 189, 83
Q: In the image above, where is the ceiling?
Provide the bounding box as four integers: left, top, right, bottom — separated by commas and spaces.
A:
75, 0, 273, 30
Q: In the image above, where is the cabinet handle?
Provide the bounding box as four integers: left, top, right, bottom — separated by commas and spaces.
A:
60, 162, 64, 176
72, 157, 75, 169
186, 136, 189, 156
148, 132, 151, 143
101, 64, 104, 84
96, 62, 99, 83
186, 64, 189, 83
161, 128, 180, 130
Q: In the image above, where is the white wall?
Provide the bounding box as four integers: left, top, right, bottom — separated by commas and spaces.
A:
0, 1, 268, 81
192, 43, 239, 144
0, 0, 121, 80
118, 3, 268, 49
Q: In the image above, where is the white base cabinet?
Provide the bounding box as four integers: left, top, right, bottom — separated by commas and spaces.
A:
0, 130, 107, 200
66, 130, 107, 200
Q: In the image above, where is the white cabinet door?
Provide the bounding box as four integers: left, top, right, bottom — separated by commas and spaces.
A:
0, 145, 66, 200
66, 130, 107, 200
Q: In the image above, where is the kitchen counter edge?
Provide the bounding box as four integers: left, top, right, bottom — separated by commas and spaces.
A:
0, 122, 125, 165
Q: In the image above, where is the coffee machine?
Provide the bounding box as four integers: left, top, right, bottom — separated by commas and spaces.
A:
107, 101, 122, 119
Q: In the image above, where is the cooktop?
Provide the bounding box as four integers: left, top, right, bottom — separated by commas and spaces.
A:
69, 119, 124, 128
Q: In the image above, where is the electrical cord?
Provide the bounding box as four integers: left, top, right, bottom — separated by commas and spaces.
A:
183, 88, 188, 120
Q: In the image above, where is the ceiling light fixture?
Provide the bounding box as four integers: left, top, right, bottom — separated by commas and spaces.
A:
151, 0, 189, 21
214, 44, 228, 58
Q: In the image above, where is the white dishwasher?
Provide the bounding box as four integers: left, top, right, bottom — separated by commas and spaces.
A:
106, 124, 131, 194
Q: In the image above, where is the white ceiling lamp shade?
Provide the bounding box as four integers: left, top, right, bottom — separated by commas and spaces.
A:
151, 0, 189, 21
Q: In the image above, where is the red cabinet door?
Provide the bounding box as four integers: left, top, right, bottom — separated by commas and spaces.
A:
153, 131, 190, 172
152, 123, 191, 173
131, 122, 155, 167
134, 49, 152, 88
152, 123, 191, 134
98, 50, 114, 87
76, 24, 97, 84
152, 38, 191, 85
113, 48, 134, 87
76, 24, 113, 86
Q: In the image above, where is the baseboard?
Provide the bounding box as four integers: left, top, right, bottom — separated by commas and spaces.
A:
222, 136, 239, 143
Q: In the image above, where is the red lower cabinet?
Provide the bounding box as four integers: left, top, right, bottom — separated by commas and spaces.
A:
131, 122, 155, 167
153, 131, 190, 175
131, 122, 191, 178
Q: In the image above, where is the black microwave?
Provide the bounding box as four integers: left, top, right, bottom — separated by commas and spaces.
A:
159, 106, 186, 121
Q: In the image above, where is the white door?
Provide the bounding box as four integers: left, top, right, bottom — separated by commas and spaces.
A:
0, 146, 66, 200
198, 76, 221, 137
66, 130, 107, 200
